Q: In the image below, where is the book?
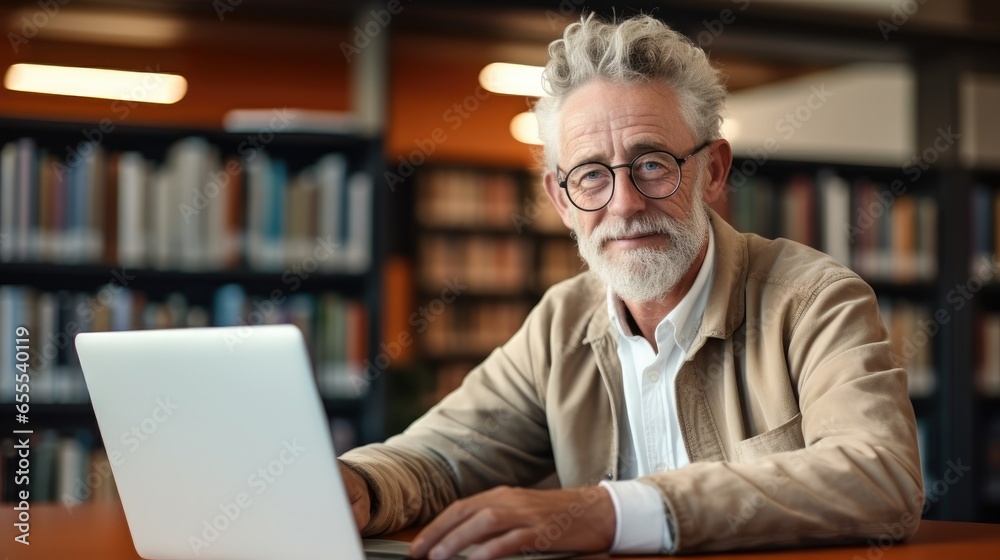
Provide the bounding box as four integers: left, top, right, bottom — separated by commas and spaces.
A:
0, 136, 369, 274
977, 312, 1000, 396
0, 142, 16, 261
878, 298, 936, 397
819, 169, 851, 267
117, 152, 147, 267
0, 283, 369, 405
342, 172, 373, 273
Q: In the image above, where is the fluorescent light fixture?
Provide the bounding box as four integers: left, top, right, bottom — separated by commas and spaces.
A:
4, 63, 187, 104
223, 109, 359, 134
10, 9, 185, 47
510, 111, 543, 145
720, 118, 741, 141
479, 63, 547, 97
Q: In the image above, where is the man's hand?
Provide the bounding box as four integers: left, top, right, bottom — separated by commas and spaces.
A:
409, 485, 615, 560
338, 460, 371, 532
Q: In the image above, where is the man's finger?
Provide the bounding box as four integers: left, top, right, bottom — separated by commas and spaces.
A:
417, 508, 515, 560
466, 527, 536, 560
351, 499, 368, 532
409, 499, 469, 558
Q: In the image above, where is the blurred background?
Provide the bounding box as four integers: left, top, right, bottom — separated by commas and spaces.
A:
0, 0, 998, 524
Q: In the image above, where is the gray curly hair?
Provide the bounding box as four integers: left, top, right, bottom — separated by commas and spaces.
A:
534, 14, 727, 170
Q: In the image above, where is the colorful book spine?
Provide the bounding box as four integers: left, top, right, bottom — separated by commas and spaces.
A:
0, 137, 370, 273
0, 284, 369, 405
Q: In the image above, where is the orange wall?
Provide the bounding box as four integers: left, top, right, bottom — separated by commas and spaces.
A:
387, 34, 542, 169
0, 21, 541, 169
0, 28, 351, 128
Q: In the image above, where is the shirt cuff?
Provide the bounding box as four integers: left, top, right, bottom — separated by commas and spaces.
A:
599, 479, 675, 554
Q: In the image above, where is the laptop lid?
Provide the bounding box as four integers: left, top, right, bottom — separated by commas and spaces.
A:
75, 324, 365, 560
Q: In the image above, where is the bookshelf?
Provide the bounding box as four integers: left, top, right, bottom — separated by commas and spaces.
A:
378, 0, 1000, 527
970, 169, 1000, 523
403, 155, 960, 517
0, 117, 385, 505
393, 58, 998, 526
405, 164, 576, 404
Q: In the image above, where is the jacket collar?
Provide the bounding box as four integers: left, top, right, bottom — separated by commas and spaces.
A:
699, 208, 748, 342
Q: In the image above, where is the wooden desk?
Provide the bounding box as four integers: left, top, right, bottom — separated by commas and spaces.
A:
2, 503, 999, 559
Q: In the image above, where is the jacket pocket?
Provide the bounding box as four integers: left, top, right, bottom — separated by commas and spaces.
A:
732, 413, 804, 463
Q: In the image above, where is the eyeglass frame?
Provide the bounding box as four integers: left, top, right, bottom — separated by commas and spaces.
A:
556, 142, 711, 212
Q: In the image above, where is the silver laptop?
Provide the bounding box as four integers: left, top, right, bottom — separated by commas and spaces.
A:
76, 325, 573, 560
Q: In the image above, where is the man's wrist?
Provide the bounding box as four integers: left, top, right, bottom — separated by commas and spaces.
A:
591, 484, 617, 550
597, 480, 624, 550
599, 479, 671, 554
339, 459, 378, 528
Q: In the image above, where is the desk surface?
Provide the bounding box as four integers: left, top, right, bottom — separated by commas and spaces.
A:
2, 503, 999, 559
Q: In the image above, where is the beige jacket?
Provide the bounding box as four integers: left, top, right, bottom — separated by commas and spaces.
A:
342, 210, 924, 553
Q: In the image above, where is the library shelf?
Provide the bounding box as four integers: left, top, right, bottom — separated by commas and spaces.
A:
0, 115, 388, 509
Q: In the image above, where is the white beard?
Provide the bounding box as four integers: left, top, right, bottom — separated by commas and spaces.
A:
573, 199, 709, 303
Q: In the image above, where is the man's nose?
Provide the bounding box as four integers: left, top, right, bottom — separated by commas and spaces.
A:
604, 167, 647, 217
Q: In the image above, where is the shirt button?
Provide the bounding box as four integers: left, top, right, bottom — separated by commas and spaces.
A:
647, 371, 660, 382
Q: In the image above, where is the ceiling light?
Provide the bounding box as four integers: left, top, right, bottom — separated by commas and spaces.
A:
4, 64, 187, 104
720, 118, 741, 141
223, 109, 358, 134
10, 8, 185, 47
510, 111, 543, 145
479, 63, 546, 97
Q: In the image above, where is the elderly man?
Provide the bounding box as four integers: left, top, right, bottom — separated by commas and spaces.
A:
339, 13, 923, 559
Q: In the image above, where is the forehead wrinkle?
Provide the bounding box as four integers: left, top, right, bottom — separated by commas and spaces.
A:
561, 115, 607, 142
606, 103, 669, 123
558, 85, 694, 165
562, 103, 667, 132
559, 120, 613, 164
562, 124, 674, 165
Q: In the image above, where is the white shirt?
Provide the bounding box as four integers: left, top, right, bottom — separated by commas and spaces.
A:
598, 227, 715, 554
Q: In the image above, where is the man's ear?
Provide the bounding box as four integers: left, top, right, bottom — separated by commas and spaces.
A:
542, 170, 576, 230
701, 139, 733, 205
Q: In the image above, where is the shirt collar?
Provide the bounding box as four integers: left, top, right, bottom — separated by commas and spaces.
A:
606, 225, 716, 351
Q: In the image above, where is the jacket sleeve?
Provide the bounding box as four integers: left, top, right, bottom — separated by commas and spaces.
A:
338, 305, 556, 536
643, 276, 925, 553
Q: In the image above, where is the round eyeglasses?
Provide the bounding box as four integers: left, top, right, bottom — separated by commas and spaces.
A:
557, 143, 710, 212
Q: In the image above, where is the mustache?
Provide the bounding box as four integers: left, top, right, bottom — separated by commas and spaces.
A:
590, 214, 682, 246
